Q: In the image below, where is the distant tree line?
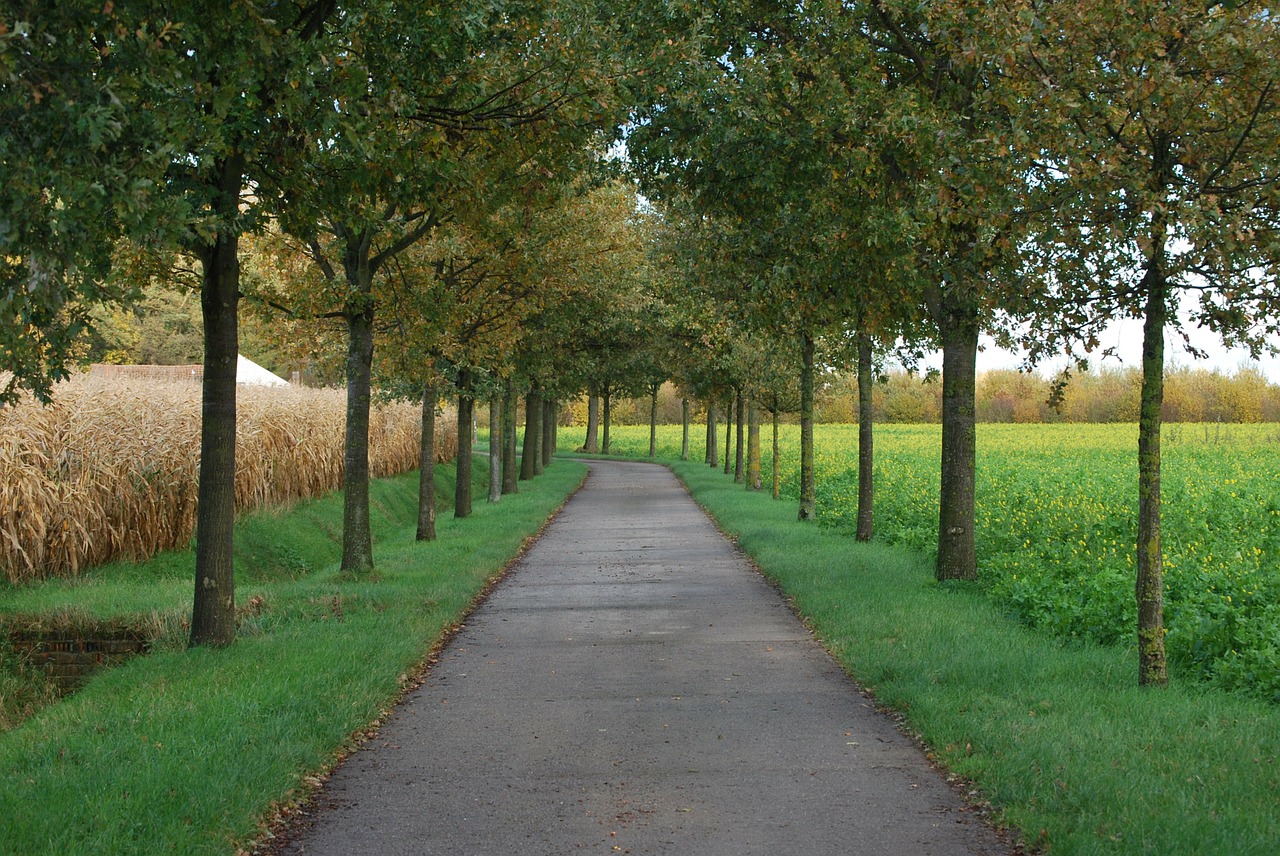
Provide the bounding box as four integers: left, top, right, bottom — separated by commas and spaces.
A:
592, 366, 1280, 428
814, 366, 1280, 426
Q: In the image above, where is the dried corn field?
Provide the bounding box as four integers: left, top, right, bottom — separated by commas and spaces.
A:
0, 375, 456, 583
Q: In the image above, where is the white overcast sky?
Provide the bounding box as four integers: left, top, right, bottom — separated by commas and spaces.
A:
946, 318, 1280, 382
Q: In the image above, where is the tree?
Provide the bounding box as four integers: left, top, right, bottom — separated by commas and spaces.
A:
3, 1, 341, 646
1014, 0, 1280, 685
854, 0, 1039, 580
0, 3, 183, 403
85, 281, 204, 366
629, 1, 923, 523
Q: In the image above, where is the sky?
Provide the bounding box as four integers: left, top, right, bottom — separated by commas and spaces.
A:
961, 321, 1280, 381
915, 304, 1280, 383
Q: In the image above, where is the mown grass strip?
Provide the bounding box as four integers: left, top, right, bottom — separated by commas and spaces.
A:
0, 460, 587, 855
669, 459, 1280, 856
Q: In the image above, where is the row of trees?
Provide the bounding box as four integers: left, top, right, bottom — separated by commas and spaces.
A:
2, 0, 686, 646
623, 0, 1280, 687
5, 2, 1279, 690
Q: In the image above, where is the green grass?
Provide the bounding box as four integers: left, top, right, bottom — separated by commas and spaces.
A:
585, 422, 1280, 700
663, 457, 1280, 855
0, 457, 587, 854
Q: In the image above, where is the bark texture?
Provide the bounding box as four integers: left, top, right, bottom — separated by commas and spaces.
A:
856, 336, 874, 542
584, 393, 600, 453
798, 333, 816, 521
648, 384, 659, 457
521, 386, 540, 481
747, 398, 762, 491
771, 401, 781, 500
489, 396, 502, 503
937, 295, 978, 580
602, 391, 612, 454
455, 369, 474, 518
189, 155, 244, 648
541, 398, 555, 468
1137, 245, 1169, 686
707, 402, 718, 468
681, 398, 690, 461
723, 395, 732, 476
417, 381, 437, 541
502, 377, 518, 495
340, 264, 375, 574
733, 391, 745, 484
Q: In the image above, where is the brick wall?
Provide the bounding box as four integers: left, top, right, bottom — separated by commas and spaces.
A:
10, 632, 149, 693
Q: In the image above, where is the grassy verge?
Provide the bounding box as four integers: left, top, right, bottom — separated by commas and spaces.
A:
0, 459, 587, 855
668, 458, 1280, 855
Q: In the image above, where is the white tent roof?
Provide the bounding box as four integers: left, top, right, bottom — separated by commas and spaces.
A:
236, 355, 290, 387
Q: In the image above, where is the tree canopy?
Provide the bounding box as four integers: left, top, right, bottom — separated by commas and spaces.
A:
5, 0, 1279, 685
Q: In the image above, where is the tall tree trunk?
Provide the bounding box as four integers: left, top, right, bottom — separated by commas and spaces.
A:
772, 395, 781, 501
798, 332, 816, 520
190, 155, 244, 648
521, 385, 540, 481
723, 394, 732, 476
584, 392, 600, 453
542, 397, 555, 468
649, 382, 659, 457
534, 394, 547, 475
502, 376, 518, 495
488, 395, 501, 503
733, 389, 745, 483
747, 398, 762, 491
707, 401, 718, 467
681, 398, 690, 461
339, 236, 376, 576
417, 379, 437, 541
602, 390, 613, 454
937, 294, 979, 580
1137, 250, 1169, 686
455, 368, 474, 518
856, 335, 874, 542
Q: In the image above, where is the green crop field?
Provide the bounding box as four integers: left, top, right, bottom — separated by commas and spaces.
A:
591, 422, 1280, 700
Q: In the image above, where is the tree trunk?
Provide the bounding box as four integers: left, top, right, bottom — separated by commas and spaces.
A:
707, 401, 718, 467
937, 294, 979, 580
1137, 251, 1169, 686
417, 380, 437, 541
542, 397, 555, 468
534, 394, 547, 475
488, 395, 502, 503
455, 368, 474, 518
856, 335, 874, 542
521, 385, 540, 481
723, 394, 732, 475
649, 382, 659, 457
340, 267, 376, 574
733, 389, 745, 483
747, 398, 762, 491
772, 395, 781, 500
502, 376, 518, 495
602, 390, 613, 454
681, 398, 690, 461
189, 156, 243, 648
798, 332, 816, 520
585, 392, 600, 453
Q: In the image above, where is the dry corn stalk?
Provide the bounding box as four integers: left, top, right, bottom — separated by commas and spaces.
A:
0, 374, 454, 583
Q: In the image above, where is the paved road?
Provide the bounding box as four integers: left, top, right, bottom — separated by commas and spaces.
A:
278, 460, 1009, 855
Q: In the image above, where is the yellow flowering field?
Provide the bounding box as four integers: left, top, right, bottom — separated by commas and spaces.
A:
773, 423, 1280, 699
